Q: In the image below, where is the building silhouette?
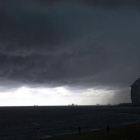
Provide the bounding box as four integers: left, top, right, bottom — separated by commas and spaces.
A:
131, 78, 140, 105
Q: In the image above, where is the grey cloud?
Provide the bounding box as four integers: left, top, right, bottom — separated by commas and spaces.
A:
74, 0, 140, 9
0, 4, 91, 56
0, 1, 140, 104
2, 0, 140, 9
107, 88, 131, 104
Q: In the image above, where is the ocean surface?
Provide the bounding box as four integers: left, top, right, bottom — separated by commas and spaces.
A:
0, 106, 140, 140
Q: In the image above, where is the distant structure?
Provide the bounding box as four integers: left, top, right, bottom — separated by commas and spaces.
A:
68, 103, 78, 106
131, 78, 140, 105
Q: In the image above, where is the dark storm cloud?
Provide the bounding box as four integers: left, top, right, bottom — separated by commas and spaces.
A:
2, 0, 140, 11
0, 0, 140, 102
75, 0, 140, 9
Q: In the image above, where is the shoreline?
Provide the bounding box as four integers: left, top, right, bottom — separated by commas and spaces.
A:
37, 111, 140, 140
38, 121, 140, 140
38, 121, 140, 139
40, 122, 140, 139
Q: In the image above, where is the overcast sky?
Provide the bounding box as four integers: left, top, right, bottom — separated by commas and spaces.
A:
0, 0, 140, 105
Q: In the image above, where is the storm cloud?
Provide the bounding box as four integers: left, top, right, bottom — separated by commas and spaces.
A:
0, 0, 140, 104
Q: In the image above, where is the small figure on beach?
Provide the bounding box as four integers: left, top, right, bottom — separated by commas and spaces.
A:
107, 125, 110, 133
78, 127, 81, 135
36, 127, 40, 139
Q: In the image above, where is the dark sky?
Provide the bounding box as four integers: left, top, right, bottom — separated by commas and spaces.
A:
0, 0, 140, 105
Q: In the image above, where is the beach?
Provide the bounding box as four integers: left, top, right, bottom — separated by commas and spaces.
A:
38, 108, 140, 140
40, 110, 140, 140
39, 121, 140, 140
0, 106, 140, 140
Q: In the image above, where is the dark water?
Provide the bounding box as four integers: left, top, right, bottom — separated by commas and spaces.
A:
0, 106, 140, 140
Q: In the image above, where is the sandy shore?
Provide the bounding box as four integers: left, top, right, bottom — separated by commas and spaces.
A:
35, 111, 140, 140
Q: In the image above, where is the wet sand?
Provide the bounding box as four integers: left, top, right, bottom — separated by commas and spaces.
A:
38, 122, 140, 140
38, 111, 140, 140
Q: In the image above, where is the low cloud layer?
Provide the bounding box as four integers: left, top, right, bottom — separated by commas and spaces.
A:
0, 1, 140, 103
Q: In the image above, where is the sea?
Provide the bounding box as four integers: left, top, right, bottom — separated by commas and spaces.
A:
0, 106, 140, 140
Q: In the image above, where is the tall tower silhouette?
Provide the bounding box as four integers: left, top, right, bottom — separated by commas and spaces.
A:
131, 78, 140, 105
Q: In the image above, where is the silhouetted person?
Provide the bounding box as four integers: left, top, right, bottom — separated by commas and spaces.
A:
78, 127, 81, 135
36, 127, 40, 139
107, 125, 110, 133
